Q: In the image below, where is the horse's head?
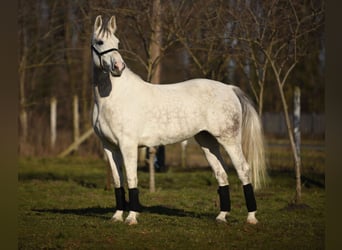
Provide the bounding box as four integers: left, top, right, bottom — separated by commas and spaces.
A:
92, 15, 125, 77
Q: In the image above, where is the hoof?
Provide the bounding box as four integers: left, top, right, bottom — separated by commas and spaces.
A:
246, 217, 258, 225
216, 217, 227, 223
111, 217, 123, 223
111, 210, 123, 222
125, 211, 139, 225
246, 211, 258, 225
216, 211, 228, 223
125, 218, 138, 225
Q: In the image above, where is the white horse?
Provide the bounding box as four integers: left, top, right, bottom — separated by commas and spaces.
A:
91, 15, 266, 225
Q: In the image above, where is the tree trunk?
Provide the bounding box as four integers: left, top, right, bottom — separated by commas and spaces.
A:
73, 95, 80, 150
81, 24, 91, 130
149, 147, 156, 193
293, 86, 302, 204
181, 140, 188, 168
258, 82, 264, 116
50, 97, 57, 150
147, 0, 162, 193
19, 59, 28, 144
20, 110, 28, 144
19, 28, 28, 144
148, 0, 162, 83
278, 83, 302, 203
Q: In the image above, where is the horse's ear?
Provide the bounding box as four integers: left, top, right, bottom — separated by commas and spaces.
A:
108, 16, 117, 33
94, 15, 102, 32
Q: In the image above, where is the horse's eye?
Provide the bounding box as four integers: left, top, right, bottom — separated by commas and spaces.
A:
96, 40, 104, 46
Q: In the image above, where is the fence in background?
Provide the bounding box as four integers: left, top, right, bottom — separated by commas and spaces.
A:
262, 112, 325, 137
42, 95, 326, 158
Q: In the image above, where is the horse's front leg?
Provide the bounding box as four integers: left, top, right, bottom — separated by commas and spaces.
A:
120, 143, 141, 225
104, 147, 125, 222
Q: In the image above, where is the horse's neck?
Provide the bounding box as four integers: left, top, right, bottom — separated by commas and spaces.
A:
116, 67, 144, 84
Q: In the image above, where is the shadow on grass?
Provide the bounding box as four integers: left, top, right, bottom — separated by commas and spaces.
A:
32, 206, 114, 220
19, 172, 99, 189
32, 205, 214, 220
142, 205, 213, 219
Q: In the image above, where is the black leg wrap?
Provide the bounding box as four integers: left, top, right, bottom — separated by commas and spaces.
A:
128, 188, 142, 212
114, 187, 126, 211
243, 184, 257, 212
217, 185, 231, 212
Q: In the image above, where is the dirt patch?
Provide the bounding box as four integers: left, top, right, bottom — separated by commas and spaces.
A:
281, 202, 311, 211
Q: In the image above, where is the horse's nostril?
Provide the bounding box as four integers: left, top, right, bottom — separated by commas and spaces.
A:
110, 58, 117, 69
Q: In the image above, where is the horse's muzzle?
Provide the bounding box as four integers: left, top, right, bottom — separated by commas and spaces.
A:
110, 60, 126, 77
101, 60, 123, 77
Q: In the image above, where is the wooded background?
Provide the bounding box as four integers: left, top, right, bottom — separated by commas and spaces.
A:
18, 0, 325, 157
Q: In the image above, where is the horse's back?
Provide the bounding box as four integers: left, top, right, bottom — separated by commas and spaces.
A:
136, 78, 242, 145
151, 78, 238, 105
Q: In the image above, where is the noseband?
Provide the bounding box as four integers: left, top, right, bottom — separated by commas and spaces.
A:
91, 45, 119, 71
92, 44, 118, 56
91, 44, 126, 75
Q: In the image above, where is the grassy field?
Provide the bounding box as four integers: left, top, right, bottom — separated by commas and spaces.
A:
18, 153, 325, 250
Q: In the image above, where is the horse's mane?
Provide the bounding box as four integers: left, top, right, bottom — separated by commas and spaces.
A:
92, 66, 112, 97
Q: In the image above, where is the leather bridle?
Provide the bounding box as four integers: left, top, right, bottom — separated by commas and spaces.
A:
91, 45, 119, 70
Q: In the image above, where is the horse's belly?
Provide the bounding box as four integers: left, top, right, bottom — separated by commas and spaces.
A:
138, 111, 204, 146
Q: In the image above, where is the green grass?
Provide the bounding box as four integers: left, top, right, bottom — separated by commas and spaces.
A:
19, 157, 325, 250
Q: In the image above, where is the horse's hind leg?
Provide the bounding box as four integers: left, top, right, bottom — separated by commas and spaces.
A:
221, 142, 258, 224
104, 147, 125, 222
194, 132, 231, 223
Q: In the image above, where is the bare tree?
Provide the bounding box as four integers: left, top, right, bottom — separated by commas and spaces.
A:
18, 5, 28, 144
245, 0, 324, 203
18, 0, 67, 154
17, 0, 324, 164
230, 0, 271, 115
148, 0, 162, 193
168, 0, 234, 81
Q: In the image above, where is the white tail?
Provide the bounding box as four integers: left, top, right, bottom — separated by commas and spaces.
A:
233, 87, 267, 190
